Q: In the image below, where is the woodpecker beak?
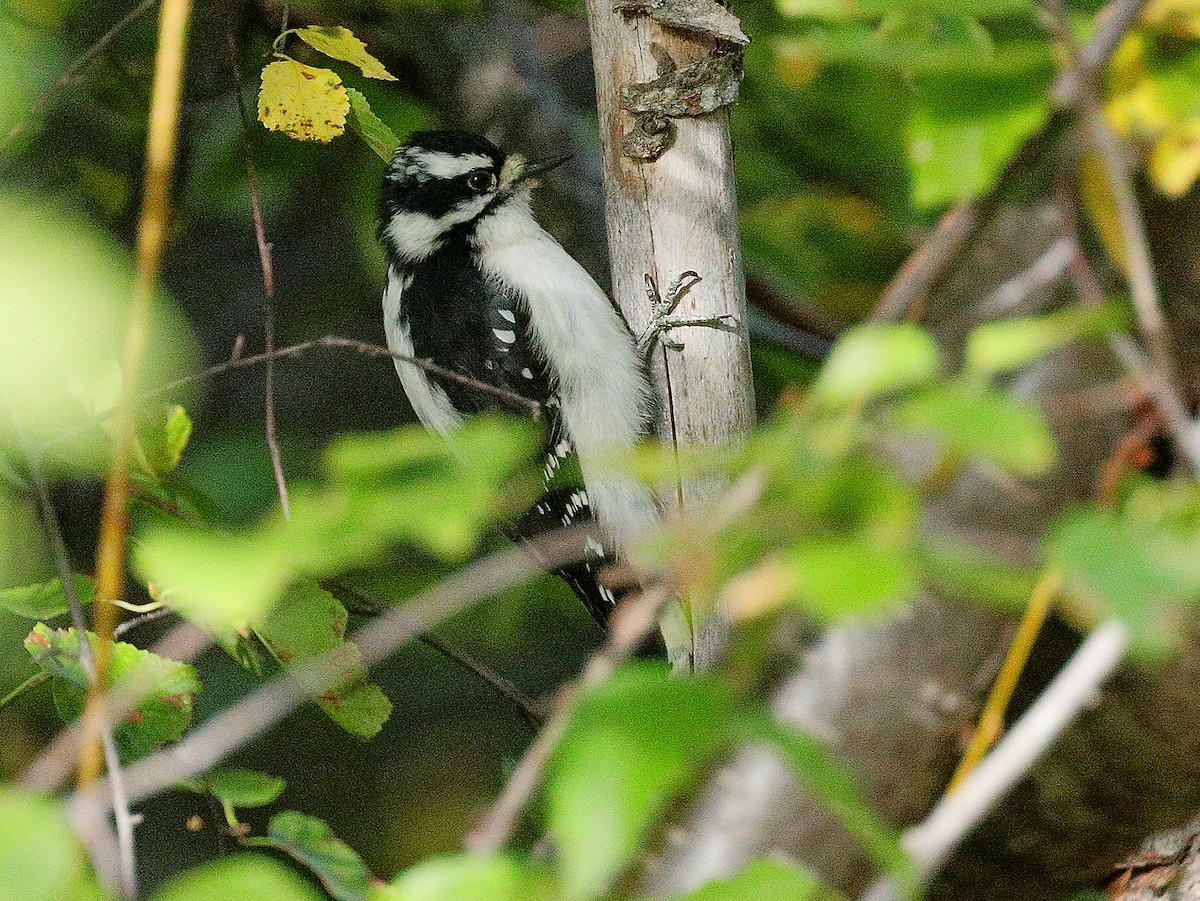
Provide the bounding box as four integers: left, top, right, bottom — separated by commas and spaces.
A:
522, 153, 572, 181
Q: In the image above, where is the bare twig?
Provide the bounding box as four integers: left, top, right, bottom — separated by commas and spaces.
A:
81, 0, 193, 787
112, 607, 173, 638
12, 416, 137, 897
48, 335, 542, 452
869, 0, 1149, 323
227, 18, 290, 518
976, 236, 1076, 319
63, 527, 592, 812
861, 620, 1130, 901
320, 577, 545, 730
0, 0, 159, 154
465, 585, 669, 852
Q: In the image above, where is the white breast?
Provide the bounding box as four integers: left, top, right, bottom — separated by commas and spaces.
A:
472, 195, 658, 549
382, 266, 462, 436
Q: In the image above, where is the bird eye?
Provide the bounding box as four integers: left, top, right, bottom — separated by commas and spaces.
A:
467, 171, 495, 194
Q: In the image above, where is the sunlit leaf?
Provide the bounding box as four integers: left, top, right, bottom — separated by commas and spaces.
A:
0, 789, 107, 901
373, 853, 558, 901
291, 26, 397, 81
814, 323, 940, 406
148, 405, 193, 475
964, 305, 1126, 378
0, 574, 93, 619
150, 855, 324, 901
1148, 123, 1200, 197
893, 384, 1055, 476
548, 666, 737, 899
24, 624, 200, 762
243, 812, 371, 901
258, 58, 349, 143
1079, 152, 1128, 273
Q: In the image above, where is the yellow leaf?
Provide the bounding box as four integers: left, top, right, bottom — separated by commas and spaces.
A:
1149, 123, 1200, 196
1078, 152, 1128, 275
291, 25, 397, 81
1144, 0, 1200, 38
258, 59, 349, 143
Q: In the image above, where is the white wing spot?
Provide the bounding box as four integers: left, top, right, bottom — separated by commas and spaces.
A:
492, 328, 516, 344
521, 367, 534, 379
497, 309, 516, 323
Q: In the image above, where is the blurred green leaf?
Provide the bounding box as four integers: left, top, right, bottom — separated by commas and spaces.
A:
256, 583, 392, 738
636, 857, 828, 901
24, 624, 200, 763
0, 574, 93, 619
814, 323, 940, 406
183, 768, 286, 808
147, 405, 193, 475
135, 418, 538, 631
744, 716, 914, 896
0, 789, 108, 901
893, 384, 1056, 476
964, 305, 1126, 377
782, 537, 914, 620
347, 88, 400, 161
548, 666, 737, 899
150, 855, 324, 901
243, 812, 371, 901
372, 853, 558, 901
1048, 484, 1200, 653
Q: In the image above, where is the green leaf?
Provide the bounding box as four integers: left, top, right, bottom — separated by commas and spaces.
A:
548, 665, 737, 899
780, 537, 914, 621
635, 857, 827, 901
744, 716, 914, 897
291, 26, 397, 81
0, 574, 94, 619
893, 384, 1055, 476
135, 418, 538, 632
372, 853, 558, 901
964, 305, 1127, 378
243, 812, 371, 901
347, 88, 399, 161
1047, 487, 1200, 653
24, 624, 200, 763
183, 768, 286, 808
0, 789, 108, 901
150, 854, 324, 901
256, 583, 392, 738
814, 323, 940, 406
147, 405, 193, 474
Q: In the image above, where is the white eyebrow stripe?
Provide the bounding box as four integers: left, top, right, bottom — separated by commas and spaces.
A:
409, 150, 494, 179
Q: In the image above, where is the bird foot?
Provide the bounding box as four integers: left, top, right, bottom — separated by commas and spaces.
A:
637, 270, 736, 360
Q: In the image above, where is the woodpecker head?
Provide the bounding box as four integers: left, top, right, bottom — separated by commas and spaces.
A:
379, 130, 570, 263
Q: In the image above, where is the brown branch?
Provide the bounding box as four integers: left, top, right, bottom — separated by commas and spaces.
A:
465, 585, 669, 853
227, 19, 290, 518
0, 0, 159, 154
81, 0, 192, 789
869, 0, 1149, 324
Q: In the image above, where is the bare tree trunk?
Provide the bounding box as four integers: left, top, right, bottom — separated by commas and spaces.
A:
584, 0, 755, 669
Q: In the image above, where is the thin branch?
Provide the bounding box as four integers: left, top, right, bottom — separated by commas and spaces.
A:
320, 577, 546, 730
869, 0, 1149, 323
12, 415, 137, 898
112, 607, 173, 638
0, 671, 49, 710
81, 0, 193, 787
465, 585, 669, 852
227, 18, 290, 518
62, 527, 592, 812
0, 0, 159, 154
860, 620, 1130, 901
47, 335, 542, 452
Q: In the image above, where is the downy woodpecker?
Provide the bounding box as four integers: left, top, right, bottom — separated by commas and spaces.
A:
378, 130, 657, 623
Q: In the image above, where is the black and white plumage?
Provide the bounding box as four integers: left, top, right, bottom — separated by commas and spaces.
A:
378, 130, 657, 622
